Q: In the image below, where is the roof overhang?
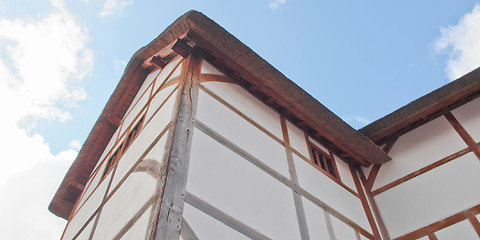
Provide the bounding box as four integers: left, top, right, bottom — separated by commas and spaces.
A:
360, 67, 480, 145
49, 10, 390, 219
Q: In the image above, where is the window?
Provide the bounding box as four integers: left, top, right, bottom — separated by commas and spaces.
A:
102, 115, 145, 178
309, 143, 337, 179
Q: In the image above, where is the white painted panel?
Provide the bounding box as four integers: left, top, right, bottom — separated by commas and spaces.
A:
477, 213, 480, 222
120, 94, 148, 138
373, 117, 468, 190
120, 206, 152, 240
302, 196, 331, 240
63, 171, 111, 240
126, 69, 160, 114
186, 130, 301, 240
331, 215, 357, 240
335, 155, 357, 192
201, 82, 283, 140
452, 97, 480, 142
152, 57, 183, 94
288, 121, 309, 158
200, 60, 224, 75
145, 84, 178, 124
375, 152, 480, 238
436, 220, 479, 240
76, 162, 107, 213
93, 172, 156, 240
293, 154, 371, 232
95, 127, 120, 172
362, 164, 373, 178
111, 125, 169, 189
196, 89, 289, 177
71, 215, 95, 240
183, 203, 248, 239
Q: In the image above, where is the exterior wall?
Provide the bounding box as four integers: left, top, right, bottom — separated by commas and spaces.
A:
181, 60, 376, 239
60, 56, 183, 240
363, 97, 480, 239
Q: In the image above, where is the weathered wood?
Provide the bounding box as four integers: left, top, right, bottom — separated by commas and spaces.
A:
179, 217, 199, 240
427, 233, 438, 240
185, 192, 271, 240
468, 216, 480, 237
151, 56, 167, 69
350, 166, 382, 240
281, 117, 310, 240
154, 52, 201, 240
358, 168, 391, 240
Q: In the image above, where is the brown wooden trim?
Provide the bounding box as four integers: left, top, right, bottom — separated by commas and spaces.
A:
427, 233, 438, 240
366, 164, 381, 191
382, 137, 398, 155
350, 166, 382, 240
444, 112, 480, 160
372, 146, 472, 195
151, 56, 167, 69
199, 73, 232, 83
199, 84, 284, 146
394, 204, 480, 240
358, 168, 391, 240
292, 147, 359, 197
469, 216, 480, 237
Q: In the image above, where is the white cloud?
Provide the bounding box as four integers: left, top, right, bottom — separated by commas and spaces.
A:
69, 139, 83, 150
345, 115, 371, 129
435, 3, 480, 81
0, 0, 92, 238
269, 0, 287, 10
100, 0, 134, 17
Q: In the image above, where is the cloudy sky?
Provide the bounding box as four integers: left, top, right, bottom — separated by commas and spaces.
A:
0, 0, 479, 239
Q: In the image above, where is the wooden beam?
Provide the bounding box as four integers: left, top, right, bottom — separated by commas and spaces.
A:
171, 38, 193, 58
154, 51, 201, 240
350, 166, 382, 240
151, 56, 167, 69
469, 216, 480, 237
444, 112, 480, 160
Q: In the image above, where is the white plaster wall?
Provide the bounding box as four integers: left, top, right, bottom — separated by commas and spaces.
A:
372, 116, 468, 190
436, 220, 479, 240
92, 172, 157, 240
201, 82, 284, 140
334, 154, 357, 192
288, 121, 309, 158
73, 216, 95, 240
309, 136, 329, 155
200, 60, 224, 75
330, 215, 357, 240
125, 69, 160, 115
146, 84, 178, 124
151, 57, 183, 94
302, 196, 331, 240
196, 88, 290, 177
375, 152, 480, 238
110, 86, 175, 189
186, 129, 301, 239
452, 97, 480, 142
293, 154, 371, 232
183, 203, 248, 239
120, 206, 152, 240
62, 171, 112, 240
75, 162, 107, 214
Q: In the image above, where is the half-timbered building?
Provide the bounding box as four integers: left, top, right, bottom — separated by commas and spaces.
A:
49, 11, 480, 240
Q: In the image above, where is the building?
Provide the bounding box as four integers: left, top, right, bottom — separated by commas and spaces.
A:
49, 11, 480, 240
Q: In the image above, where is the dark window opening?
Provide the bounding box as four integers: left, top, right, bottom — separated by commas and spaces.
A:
310, 144, 337, 179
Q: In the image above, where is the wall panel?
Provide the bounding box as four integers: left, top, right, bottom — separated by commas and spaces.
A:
151, 57, 183, 94
196, 89, 289, 177
120, 206, 152, 240
92, 173, 156, 240
200, 60, 224, 75
293, 154, 371, 232
182, 203, 248, 239
375, 152, 480, 238
372, 117, 468, 190
302, 196, 331, 240
287, 121, 309, 158
186, 129, 301, 239
335, 155, 357, 191
435, 220, 479, 240
331, 215, 357, 240
452, 97, 480, 142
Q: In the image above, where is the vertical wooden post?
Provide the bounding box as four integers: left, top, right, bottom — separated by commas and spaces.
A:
153, 51, 202, 240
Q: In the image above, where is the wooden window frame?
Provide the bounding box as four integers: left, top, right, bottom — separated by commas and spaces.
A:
308, 142, 338, 179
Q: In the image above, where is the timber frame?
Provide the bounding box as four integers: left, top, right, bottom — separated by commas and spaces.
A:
49, 10, 390, 220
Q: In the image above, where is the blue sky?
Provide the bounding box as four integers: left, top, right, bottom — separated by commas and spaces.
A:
0, 0, 479, 239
